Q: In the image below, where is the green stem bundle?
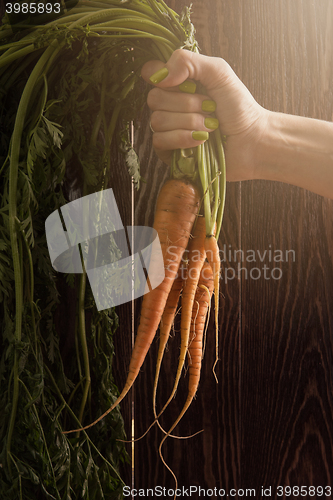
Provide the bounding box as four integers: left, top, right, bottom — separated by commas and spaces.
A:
0, 0, 226, 495
7, 42, 61, 467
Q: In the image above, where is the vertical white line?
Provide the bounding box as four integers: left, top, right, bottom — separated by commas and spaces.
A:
130, 119, 135, 498
239, 8, 243, 475
239, 180, 242, 462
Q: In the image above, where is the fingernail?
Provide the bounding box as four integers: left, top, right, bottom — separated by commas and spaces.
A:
202, 100, 216, 112
179, 81, 197, 94
204, 117, 219, 130
192, 131, 209, 141
149, 67, 169, 84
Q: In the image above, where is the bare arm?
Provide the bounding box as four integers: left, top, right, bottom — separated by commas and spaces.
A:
256, 111, 333, 199
141, 50, 333, 199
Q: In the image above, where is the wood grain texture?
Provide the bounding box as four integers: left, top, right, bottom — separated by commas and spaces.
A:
240, 0, 333, 495
126, 0, 333, 497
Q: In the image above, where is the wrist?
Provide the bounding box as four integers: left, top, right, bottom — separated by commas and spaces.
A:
249, 108, 273, 181
254, 110, 286, 182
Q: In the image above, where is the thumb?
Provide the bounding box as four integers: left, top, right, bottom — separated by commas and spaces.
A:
141, 49, 233, 92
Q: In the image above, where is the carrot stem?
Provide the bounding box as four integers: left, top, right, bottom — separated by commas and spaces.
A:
197, 144, 211, 235
77, 268, 91, 431
212, 128, 226, 241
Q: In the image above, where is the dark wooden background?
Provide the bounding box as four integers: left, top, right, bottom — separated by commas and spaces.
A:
113, 0, 333, 498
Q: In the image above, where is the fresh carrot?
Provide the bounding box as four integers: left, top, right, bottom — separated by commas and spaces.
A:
157, 216, 207, 417
117, 272, 184, 444
125, 272, 183, 443
159, 260, 214, 497
187, 260, 214, 403
187, 261, 214, 385
63, 179, 200, 434
204, 234, 221, 381
153, 272, 183, 422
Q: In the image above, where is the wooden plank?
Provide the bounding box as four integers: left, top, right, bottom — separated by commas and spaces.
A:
240, 0, 333, 493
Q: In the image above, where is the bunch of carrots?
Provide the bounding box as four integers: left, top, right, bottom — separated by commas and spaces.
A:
66, 176, 224, 492
66, 160, 225, 483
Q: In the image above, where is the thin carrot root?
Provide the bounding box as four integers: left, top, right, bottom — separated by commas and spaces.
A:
159, 261, 214, 499
116, 419, 158, 443
63, 179, 200, 434
198, 284, 212, 360
204, 234, 220, 382
118, 426, 204, 443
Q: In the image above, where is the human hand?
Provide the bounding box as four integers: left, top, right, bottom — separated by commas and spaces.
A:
141, 49, 268, 182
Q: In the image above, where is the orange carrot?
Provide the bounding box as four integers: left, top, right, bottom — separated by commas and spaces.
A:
187, 260, 214, 401
204, 234, 220, 381
63, 179, 200, 434
159, 261, 214, 497
157, 216, 207, 417
187, 261, 214, 387
153, 272, 183, 422
124, 273, 184, 444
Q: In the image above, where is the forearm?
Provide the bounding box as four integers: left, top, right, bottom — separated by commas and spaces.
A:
256, 110, 333, 199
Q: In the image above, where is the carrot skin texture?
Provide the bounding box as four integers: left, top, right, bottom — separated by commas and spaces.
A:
127, 179, 200, 394
63, 179, 200, 434
153, 272, 183, 421
204, 234, 221, 378
204, 235, 220, 291
178, 217, 207, 386
187, 261, 214, 399
159, 216, 207, 415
